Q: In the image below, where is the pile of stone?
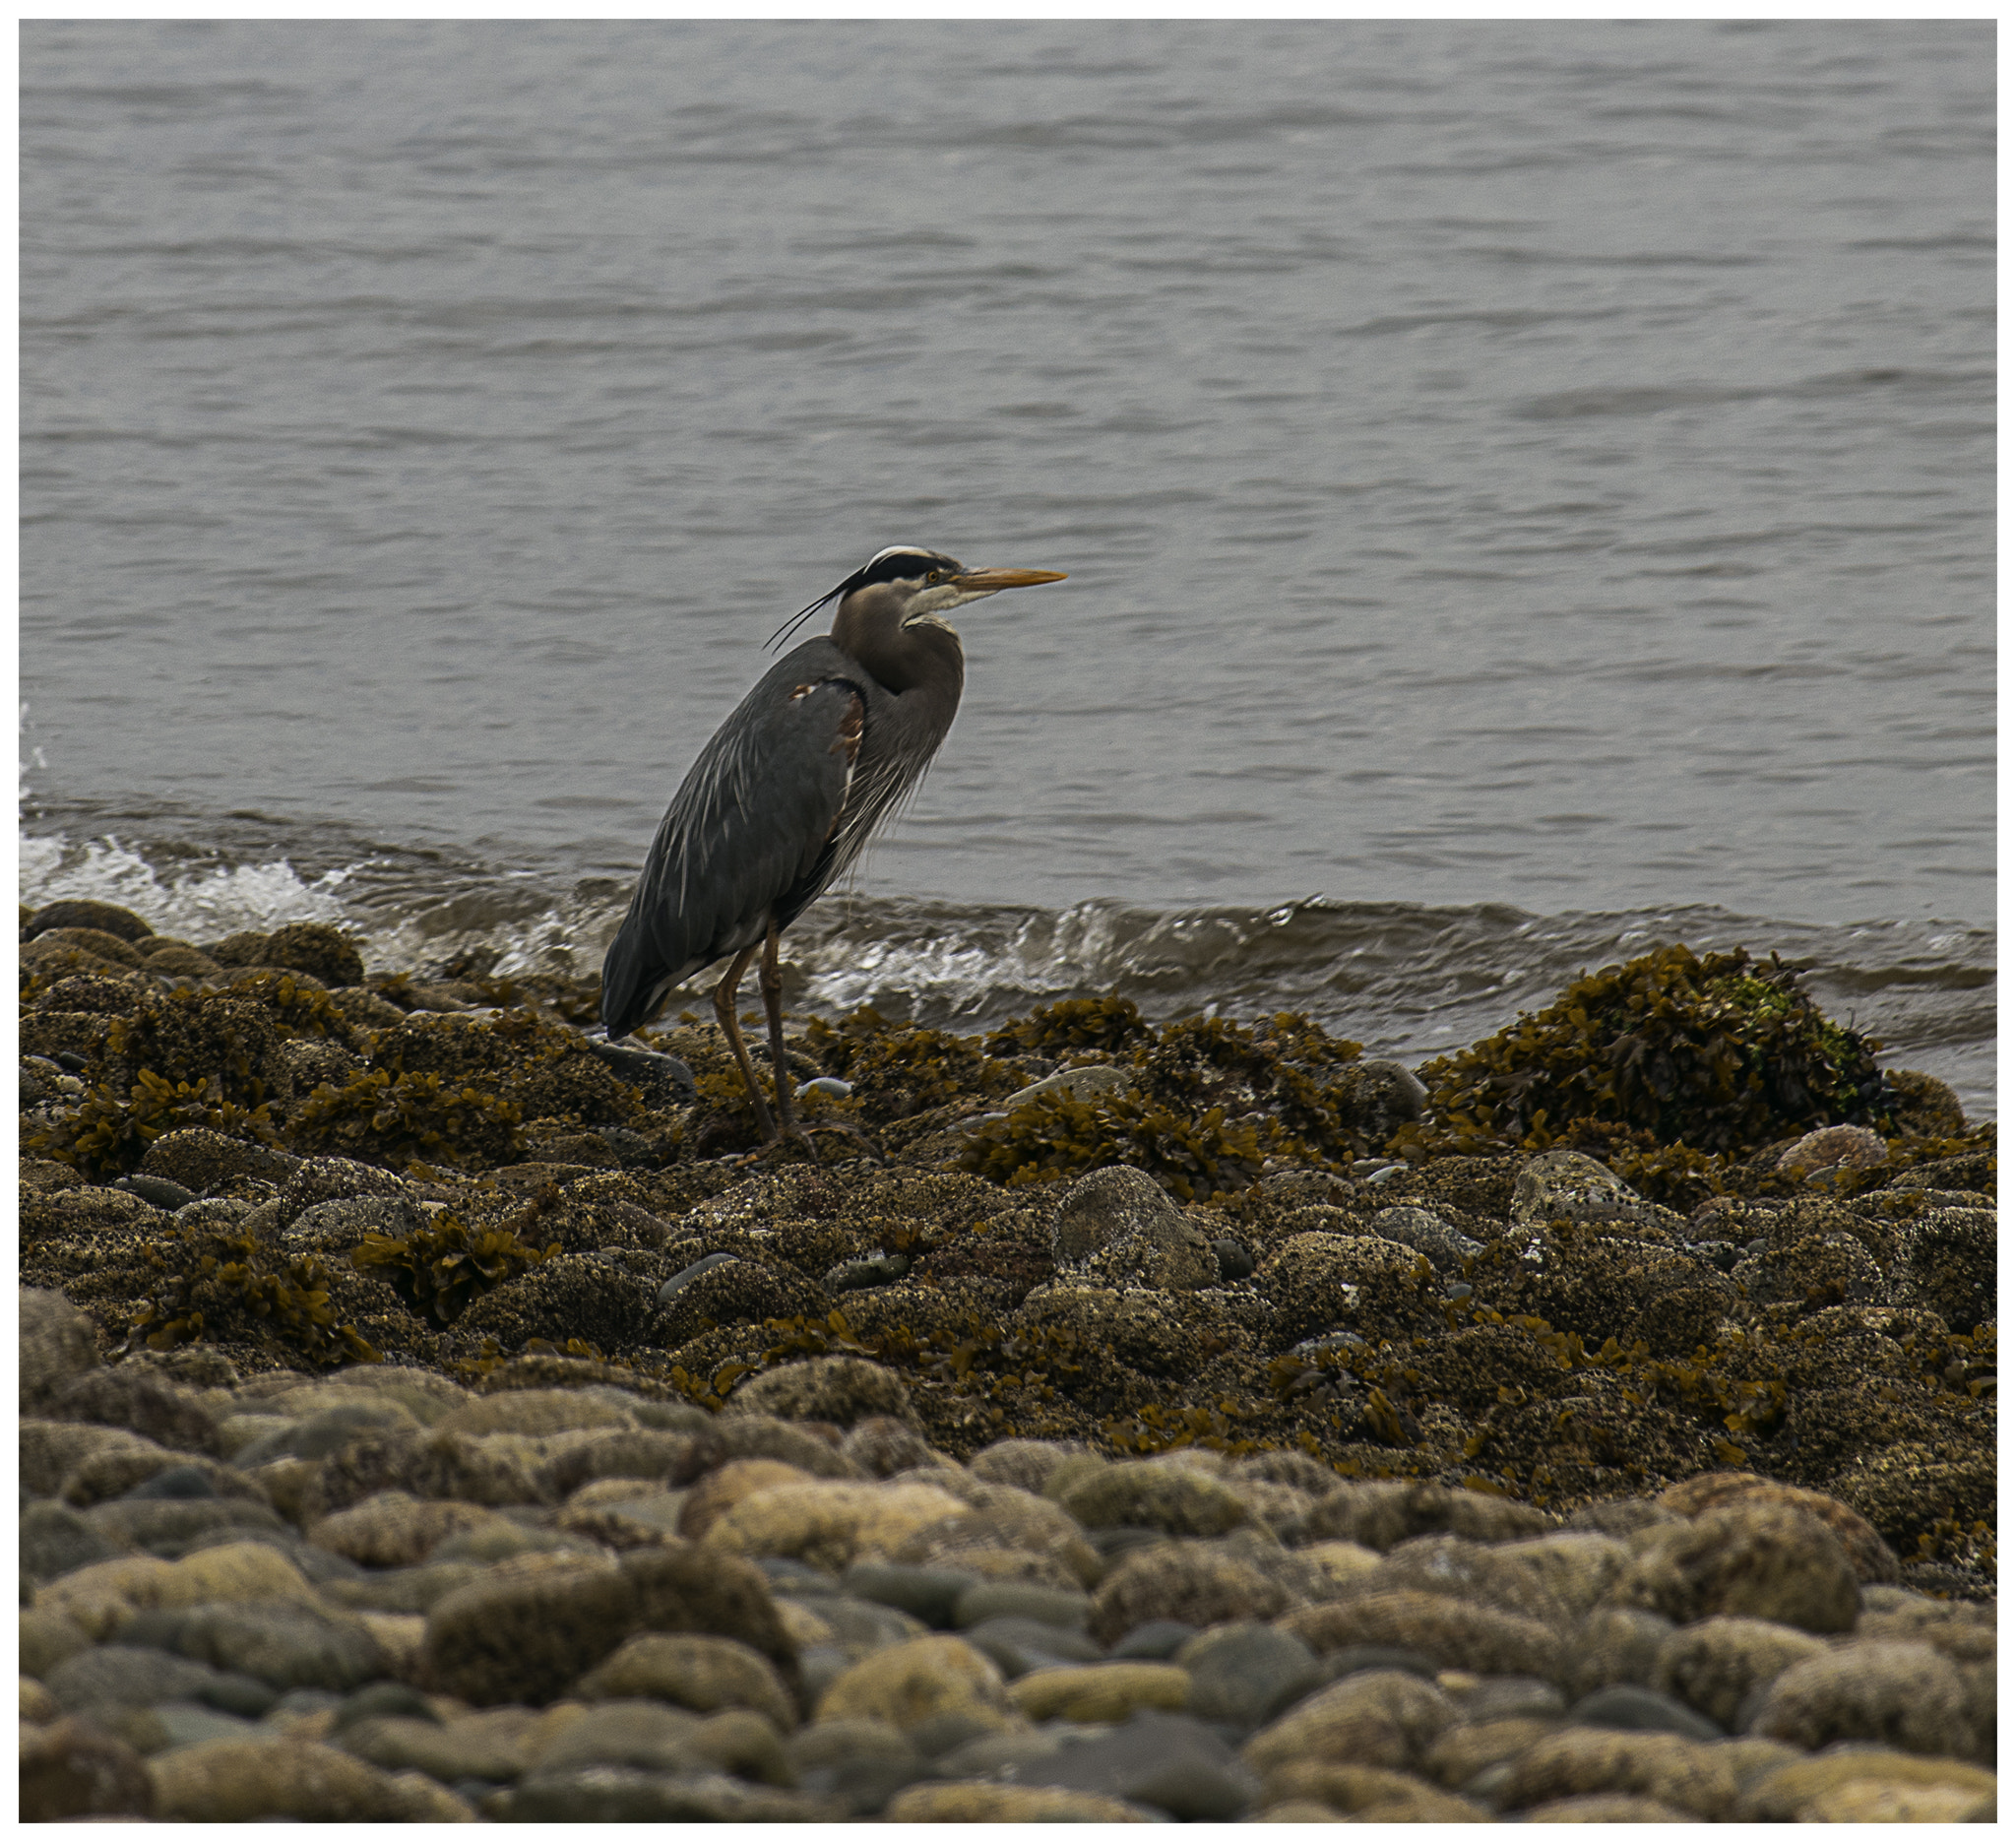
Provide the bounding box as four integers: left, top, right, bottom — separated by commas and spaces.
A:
20, 1288, 1996, 1822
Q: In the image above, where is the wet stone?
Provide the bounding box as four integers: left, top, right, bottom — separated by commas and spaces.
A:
842, 1560, 979, 1627
1568, 1682, 1724, 1740
21, 1498, 128, 1582
1109, 1619, 1200, 1660
1007, 1707, 1260, 1820
660, 1251, 736, 1301
961, 1614, 1105, 1680
953, 1578, 1092, 1630
1177, 1620, 1327, 1732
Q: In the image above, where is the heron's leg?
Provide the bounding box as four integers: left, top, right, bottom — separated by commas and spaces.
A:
759, 919, 805, 1145
712, 944, 776, 1141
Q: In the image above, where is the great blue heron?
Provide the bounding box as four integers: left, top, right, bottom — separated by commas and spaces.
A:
599, 544, 1066, 1143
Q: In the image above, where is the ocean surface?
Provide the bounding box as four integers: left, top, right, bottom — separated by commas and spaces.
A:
20, 22, 1995, 1117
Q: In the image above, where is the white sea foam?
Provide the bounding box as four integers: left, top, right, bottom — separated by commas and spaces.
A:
19, 834, 353, 940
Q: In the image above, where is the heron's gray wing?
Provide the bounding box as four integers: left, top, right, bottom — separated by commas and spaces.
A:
600, 648, 865, 1038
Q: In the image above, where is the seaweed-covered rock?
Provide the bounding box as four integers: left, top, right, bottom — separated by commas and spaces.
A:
263, 922, 366, 989
25, 900, 156, 943
1397, 943, 1893, 1164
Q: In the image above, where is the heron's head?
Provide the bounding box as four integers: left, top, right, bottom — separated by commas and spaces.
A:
835, 545, 1065, 635
774, 545, 1065, 685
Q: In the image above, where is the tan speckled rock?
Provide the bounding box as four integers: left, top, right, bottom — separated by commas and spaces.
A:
1656, 1471, 1899, 1584
434, 1388, 634, 1437
150, 1736, 408, 1820
1516, 1792, 1694, 1820
813, 1634, 1023, 1736
1254, 1759, 1489, 1820
1090, 1542, 1290, 1647
1799, 1778, 1994, 1822
1730, 1748, 1997, 1821
1008, 1661, 1190, 1723
33, 1542, 318, 1640
1372, 1530, 1629, 1624
1242, 1669, 1456, 1777
576, 1631, 797, 1733
1279, 1589, 1564, 1681
886, 1782, 1150, 1820
1280, 1479, 1553, 1552
1495, 1729, 1749, 1819
676, 1458, 810, 1541
1054, 1457, 1255, 1537
1607, 1501, 1860, 1634
1650, 1615, 1829, 1730
723, 1355, 917, 1429
700, 1480, 969, 1573
1746, 1639, 1977, 1760
308, 1492, 504, 1567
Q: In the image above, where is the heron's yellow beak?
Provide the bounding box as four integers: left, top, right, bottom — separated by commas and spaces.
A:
951, 567, 1067, 592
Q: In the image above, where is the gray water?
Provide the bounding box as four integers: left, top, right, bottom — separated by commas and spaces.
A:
20, 22, 1996, 1115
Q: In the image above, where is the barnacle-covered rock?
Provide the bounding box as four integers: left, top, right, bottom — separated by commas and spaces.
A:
651, 1258, 829, 1348
454, 1251, 661, 1353
1256, 1233, 1441, 1348
1052, 1164, 1218, 1291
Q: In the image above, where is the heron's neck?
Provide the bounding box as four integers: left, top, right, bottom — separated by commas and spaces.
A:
833, 609, 966, 711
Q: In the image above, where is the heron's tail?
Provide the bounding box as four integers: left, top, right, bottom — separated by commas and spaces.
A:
598, 918, 661, 1043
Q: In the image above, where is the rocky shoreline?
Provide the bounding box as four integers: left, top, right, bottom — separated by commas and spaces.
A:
19, 898, 1996, 1820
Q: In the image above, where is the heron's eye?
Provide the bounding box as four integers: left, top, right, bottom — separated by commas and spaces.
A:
925, 569, 945, 584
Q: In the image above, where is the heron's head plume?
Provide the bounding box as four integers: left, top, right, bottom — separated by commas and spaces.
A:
768, 545, 1065, 656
